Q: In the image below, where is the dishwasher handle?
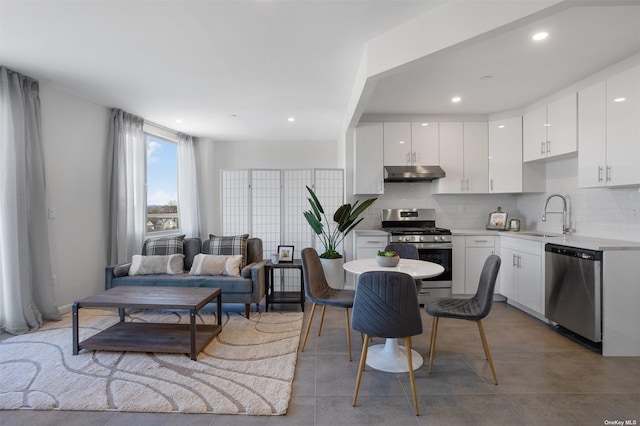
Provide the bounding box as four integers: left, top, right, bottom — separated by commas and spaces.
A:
545, 244, 602, 261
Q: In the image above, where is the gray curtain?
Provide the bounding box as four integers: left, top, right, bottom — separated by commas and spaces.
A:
107, 109, 146, 265
0, 67, 60, 335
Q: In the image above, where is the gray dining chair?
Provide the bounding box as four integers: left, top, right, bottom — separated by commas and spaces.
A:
424, 254, 501, 385
351, 270, 423, 416
300, 248, 356, 361
385, 243, 422, 294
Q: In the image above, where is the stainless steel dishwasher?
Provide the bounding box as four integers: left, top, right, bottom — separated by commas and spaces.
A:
545, 244, 603, 342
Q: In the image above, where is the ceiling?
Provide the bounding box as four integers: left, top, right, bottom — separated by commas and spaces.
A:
364, 3, 640, 117
1, 1, 639, 142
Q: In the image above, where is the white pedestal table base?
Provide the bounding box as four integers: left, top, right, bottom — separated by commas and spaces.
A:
365, 338, 423, 373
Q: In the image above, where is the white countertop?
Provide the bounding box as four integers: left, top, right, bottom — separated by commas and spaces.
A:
452, 229, 640, 251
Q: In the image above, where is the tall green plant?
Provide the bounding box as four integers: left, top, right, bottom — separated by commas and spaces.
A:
303, 185, 377, 259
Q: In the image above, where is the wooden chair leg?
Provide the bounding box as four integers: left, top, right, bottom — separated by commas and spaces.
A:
428, 316, 439, 374
353, 334, 369, 407
301, 303, 317, 352
318, 305, 327, 336
405, 337, 420, 416
244, 304, 250, 319
345, 308, 352, 361
477, 320, 498, 385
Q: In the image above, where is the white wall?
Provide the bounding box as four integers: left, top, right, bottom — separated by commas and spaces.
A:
40, 84, 110, 309
199, 139, 338, 236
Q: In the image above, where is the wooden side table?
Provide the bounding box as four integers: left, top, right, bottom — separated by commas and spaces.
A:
265, 259, 304, 312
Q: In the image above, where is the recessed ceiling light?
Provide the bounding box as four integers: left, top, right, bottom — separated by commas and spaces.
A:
532, 32, 549, 41
614, 97, 626, 102
288, 117, 295, 122
421, 123, 429, 126
399, 141, 406, 144
498, 125, 505, 129
175, 119, 183, 124
451, 96, 461, 103
544, 123, 551, 127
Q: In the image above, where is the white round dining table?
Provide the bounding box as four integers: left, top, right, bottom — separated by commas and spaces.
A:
343, 258, 444, 373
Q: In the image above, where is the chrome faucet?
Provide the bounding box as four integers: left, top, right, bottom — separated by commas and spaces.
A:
542, 194, 571, 234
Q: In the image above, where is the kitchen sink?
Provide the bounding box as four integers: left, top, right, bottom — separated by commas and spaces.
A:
519, 231, 562, 238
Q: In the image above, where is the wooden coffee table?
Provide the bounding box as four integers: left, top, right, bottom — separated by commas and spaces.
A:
72, 286, 222, 360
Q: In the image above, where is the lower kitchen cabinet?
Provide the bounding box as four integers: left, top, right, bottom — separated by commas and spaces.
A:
351, 230, 389, 288
499, 237, 544, 315
453, 235, 496, 295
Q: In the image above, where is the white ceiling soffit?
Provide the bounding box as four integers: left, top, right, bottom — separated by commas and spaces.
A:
363, 4, 640, 117
0, 0, 443, 142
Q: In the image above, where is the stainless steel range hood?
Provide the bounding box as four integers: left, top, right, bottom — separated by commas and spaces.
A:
384, 165, 446, 182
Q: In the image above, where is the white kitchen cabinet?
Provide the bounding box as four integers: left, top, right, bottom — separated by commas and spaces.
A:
436, 122, 488, 194
411, 122, 439, 165
383, 122, 412, 166
579, 65, 640, 187
383, 122, 440, 166
578, 81, 607, 187
464, 236, 495, 295
523, 93, 577, 162
605, 65, 640, 186
354, 122, 384, 195
451, 236, 466, 294
351, 231, 389, 289
499, 237, 543, 315
488, 117, 545, 193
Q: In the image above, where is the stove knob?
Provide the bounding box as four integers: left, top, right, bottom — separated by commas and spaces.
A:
419, 236, 425, 242
434, 235, 442, 242
400, 236, 406, 242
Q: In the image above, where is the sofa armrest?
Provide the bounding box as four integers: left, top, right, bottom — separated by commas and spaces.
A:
242, 259, 268, 303
105, 262, 131, 289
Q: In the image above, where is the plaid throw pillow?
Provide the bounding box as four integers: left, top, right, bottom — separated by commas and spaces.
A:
208, 234, 249, 267
143, 235, 185, 255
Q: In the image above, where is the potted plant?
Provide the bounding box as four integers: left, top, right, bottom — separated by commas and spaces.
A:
303, 185, 376, 288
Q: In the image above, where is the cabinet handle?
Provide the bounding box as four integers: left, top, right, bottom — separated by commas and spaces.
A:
606, 165, 611, 182
412, 152, 416, 164
466, 179, 470, 191
406, 152, 410, 165
540, 141, 545, 155
518, 255, 522, 268
598, 166, 603, 183
546, 140, 551, 154
474, 240, 489, 243
512, 254, 517, 267
490, 179, 494, 191
366, 240, 380, 244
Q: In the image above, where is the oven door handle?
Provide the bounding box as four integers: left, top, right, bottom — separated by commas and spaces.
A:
414, 243, 453, 250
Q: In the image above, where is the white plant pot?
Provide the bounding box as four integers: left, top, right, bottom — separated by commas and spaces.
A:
320, 257, 345, 290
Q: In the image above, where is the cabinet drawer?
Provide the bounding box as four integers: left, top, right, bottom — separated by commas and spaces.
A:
465, 236, 494, 248
501, 236, 542, 255
356, 236, 388, 248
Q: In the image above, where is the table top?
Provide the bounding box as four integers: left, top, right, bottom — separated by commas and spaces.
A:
343, 258, 444, 279
266, 259, 302, 268
76, 286, 221, 310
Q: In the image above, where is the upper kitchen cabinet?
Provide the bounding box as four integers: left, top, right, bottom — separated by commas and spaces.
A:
579, 65, 640, 187
605, 65, 640, 186
435, 122, 488, 194
411, 121, 439, 165
523, 93, 577, 162
383, 122, 412, 166
383, 122, 439, 166
488, 117, 545, 193
354, 122, 384, 195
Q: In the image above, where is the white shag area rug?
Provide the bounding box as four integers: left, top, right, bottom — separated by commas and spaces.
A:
0, 309, 303, 415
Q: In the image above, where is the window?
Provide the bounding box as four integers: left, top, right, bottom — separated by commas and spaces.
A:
145, 135, 179, 234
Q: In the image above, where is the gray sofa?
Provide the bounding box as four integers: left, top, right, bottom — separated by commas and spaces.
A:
105, 237, 267, 318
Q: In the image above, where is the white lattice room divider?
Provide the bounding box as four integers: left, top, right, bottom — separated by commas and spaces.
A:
251, 170, 281, 258
313, 169, 345, 256
221, 169, 250, 235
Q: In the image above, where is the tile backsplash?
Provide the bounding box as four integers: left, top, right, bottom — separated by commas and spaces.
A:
353, 156, 640, 243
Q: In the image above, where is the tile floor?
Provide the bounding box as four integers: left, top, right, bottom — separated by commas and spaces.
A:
1, 301, 638, 426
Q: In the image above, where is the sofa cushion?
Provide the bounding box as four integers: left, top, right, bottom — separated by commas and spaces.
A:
207, 234, 249, 267
143, 235, 185, 255
189, 254, 242, 277
113, 274, 253, 294
129, 254, 184, 275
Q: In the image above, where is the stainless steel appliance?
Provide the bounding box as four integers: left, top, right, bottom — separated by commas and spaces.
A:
545, 244, 603, 342
381, 208, 452, 304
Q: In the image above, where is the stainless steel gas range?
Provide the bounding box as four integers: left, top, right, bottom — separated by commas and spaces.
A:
381, 208, 452, 304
